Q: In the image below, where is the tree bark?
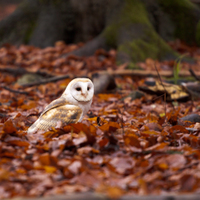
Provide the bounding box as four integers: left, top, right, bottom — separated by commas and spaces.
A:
0, 0, 199, 63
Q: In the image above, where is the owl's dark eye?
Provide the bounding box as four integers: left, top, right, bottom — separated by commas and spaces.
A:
76, 87, 81, 91
87, 86, 90, 91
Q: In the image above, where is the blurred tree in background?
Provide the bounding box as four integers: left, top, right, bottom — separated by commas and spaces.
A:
0, 0, 200, 63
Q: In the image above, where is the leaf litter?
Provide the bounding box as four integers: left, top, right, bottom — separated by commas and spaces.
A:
0, 41, 200, 198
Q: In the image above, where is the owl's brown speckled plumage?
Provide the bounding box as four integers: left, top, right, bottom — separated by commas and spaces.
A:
29, 97, 82, 132
27, 78, 94, 134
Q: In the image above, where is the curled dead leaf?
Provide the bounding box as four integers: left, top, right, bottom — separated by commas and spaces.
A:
3, 119, 17, 134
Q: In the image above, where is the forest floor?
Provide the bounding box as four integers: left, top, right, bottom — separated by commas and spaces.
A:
1, 4, 200, 200
1, 39, 200, 200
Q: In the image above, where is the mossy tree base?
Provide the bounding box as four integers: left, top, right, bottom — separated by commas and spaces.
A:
0, 0, 199, 63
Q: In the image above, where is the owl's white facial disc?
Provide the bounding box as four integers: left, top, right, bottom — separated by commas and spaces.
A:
69, 78, 94, 102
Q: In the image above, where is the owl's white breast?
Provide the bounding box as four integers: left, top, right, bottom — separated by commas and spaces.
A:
77, 100, 92, 121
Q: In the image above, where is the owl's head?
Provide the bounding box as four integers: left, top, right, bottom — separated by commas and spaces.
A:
64, 78, 94, 102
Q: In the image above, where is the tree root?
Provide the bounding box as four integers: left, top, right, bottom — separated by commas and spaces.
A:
62, 35, 106, 58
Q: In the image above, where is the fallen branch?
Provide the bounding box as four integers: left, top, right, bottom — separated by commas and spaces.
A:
0, 67, 27, 76
0, 66, 54, 77
20, 74, 70, 87
1, 86, 29, 95
189, 68, 200, 81
103, 69, 194, 77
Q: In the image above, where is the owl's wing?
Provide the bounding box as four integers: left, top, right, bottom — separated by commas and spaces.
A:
27, 97, 83, 134
41, 96, 68, 115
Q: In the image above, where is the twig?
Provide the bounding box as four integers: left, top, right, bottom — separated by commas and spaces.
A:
0, 67, 27, 75
0, 67, 54, 77
1, 86, 29, 95
20, 74, 70, 87
101, 69, 194, 77
189, 68, 200, 81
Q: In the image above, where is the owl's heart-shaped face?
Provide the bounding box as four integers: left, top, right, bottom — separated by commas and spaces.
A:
70, 79, 94, 102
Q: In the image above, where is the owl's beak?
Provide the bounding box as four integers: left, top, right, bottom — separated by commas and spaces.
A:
81, 92, 87, 98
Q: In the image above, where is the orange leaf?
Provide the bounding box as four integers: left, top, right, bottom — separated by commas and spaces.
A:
169, 125, 189, 134
98, 137, 109, 148
141, 130, 160, 135
43, 166, 57, 173
124, 133, 140, 148
39, 153, 50, 165
20, 101, 36, 110
3, 119, 17, 134
7, 140, 29, 147
106, 186, 124, 199
99, 121, 120, 132
0, 169, 10, 181
157, 163, 168, 170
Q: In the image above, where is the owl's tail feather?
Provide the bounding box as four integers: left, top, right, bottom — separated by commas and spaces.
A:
27, 119, 39, 134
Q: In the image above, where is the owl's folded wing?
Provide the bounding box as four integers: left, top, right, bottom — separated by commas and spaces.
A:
41, 96, 69, 115
27, 98, 83, 134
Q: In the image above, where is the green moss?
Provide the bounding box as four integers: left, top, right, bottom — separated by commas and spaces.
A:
103, 0, 177, 63
103, 26, 118, 48
122, 0, 150, 25
103, 0, 150, 48
24, 21, 36, 44
105, 0, 200, 49
118, 40, 155, 62
118, 26, 176, 63
118, 39, 167, 63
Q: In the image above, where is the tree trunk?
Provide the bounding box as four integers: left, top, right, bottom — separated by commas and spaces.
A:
0, 0, 199, 63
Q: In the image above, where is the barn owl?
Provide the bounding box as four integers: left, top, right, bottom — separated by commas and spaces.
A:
27, 78, 94, 134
